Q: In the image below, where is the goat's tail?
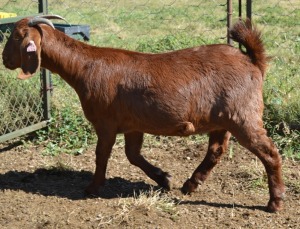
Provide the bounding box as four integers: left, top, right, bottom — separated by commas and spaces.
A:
230, 19, 268, 77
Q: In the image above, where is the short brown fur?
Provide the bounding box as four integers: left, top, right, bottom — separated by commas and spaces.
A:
2, 18, 285, 212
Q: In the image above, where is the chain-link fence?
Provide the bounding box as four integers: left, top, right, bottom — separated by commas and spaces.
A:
0, 0, 299, 142
258, 0, 300, 127
48, 0, 229, 49
0, 0, 50, 142
239, 0, 300, 129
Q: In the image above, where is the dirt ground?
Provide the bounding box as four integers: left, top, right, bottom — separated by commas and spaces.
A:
0, 137, 299, 229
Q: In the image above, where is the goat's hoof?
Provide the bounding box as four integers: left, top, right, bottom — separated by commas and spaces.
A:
181, 179, 198, 195
266, 198, 284, 213
85, 185, 100, 197
156, 172, 172, 191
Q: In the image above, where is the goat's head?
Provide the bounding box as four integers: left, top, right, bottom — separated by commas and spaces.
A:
2, 15, 65, 79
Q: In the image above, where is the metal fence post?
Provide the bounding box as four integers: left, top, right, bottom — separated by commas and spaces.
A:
39, 0, 48, 14
246, 0, 252, 20
237, 0, 252, 49
38, 0, 51, 121
40, 69, 52, 120
238, 0, 242, 49
227, 0, 232, 45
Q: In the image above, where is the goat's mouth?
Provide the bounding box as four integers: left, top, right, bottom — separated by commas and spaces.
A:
2, 56, 17, 70
3, 62, 16, 70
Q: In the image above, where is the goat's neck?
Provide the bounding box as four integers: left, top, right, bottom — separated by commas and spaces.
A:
40, 29, 92, 90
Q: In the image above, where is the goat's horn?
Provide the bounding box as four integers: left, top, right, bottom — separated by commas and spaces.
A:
39, 15, 67, 22
28, 15, 66, 29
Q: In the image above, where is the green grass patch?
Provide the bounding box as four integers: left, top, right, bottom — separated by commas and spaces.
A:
35, 77, 96, 156
37, 106, 95, 156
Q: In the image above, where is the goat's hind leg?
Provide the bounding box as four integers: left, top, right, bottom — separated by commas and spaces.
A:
235, 129, 285, 212
182, 130, 231, 194
125, 131, 172, 190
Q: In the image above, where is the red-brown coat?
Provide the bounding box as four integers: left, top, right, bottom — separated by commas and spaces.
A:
2, 17, 284, 212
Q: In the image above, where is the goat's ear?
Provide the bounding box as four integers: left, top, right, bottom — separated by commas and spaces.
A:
18, 39, 41, 80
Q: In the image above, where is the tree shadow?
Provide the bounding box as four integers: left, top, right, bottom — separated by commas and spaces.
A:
0, 167, 155, 200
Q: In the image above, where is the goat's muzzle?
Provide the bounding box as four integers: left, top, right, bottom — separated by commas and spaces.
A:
2, 53, 14, 70
2, 53, 10, 68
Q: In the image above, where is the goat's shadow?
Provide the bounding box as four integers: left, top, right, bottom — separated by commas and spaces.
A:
0, 168, 267, 212
0, 168, 155, 200
178, 200, 266, 212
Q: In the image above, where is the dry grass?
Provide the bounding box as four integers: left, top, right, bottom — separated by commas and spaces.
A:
94, 188, 179, 227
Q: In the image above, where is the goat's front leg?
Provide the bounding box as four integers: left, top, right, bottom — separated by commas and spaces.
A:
85, 131, 116, 196
125, 131, 172, 190
182, 130, 231, 194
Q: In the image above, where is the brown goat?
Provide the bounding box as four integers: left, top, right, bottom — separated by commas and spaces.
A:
2, 16, 285, 212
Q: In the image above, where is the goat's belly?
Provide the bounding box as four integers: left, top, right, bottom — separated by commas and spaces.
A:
150, 121, 196, 136
119, 120, 218, 136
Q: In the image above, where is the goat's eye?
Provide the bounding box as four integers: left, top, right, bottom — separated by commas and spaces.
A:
12, 33, 22, 41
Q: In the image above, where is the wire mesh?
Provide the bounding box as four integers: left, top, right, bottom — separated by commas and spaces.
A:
250, 0, 300, 124
0, 71, 44, 136
47, 0, 228, 49
0, 0, 39, 16
0, 0, 45, 141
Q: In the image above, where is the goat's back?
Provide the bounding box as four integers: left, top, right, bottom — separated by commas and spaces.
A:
80, 44, 264, 136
